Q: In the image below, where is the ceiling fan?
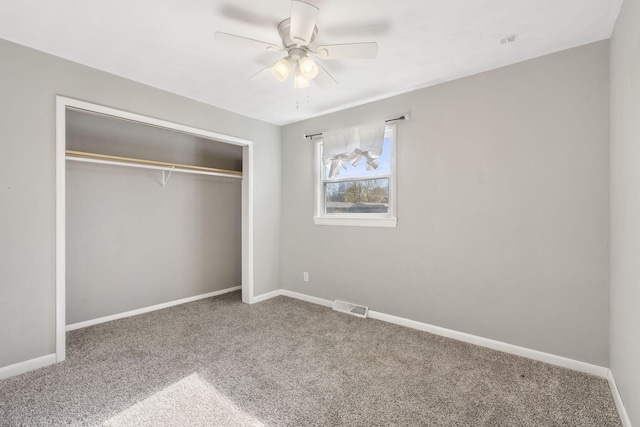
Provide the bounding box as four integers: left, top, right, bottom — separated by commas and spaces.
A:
214, 0, 379, 89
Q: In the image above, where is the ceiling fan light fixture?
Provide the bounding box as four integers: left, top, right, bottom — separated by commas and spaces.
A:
294, 67, 310, 88
215, 0, 379, 91
298, 56, 319, 80
271, 58, 292, 82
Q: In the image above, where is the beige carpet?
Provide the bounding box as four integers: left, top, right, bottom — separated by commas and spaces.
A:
0, 291, 622, 426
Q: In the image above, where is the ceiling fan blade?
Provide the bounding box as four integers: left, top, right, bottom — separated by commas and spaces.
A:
219, 5, 279, 29
314, 42, 378, 60
289, 0, 319, 45
214, 32, 282, 52
314, 63, 338, 89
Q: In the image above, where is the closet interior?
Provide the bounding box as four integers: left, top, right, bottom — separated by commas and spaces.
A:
65, 109, 244, 326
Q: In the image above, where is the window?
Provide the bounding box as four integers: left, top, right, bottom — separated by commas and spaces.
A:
314, 123, 397, 227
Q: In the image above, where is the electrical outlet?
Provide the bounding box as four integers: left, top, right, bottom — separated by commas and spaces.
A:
303, 272, 309, 282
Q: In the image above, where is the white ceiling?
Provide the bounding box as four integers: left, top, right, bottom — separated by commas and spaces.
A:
0, 0, 623, 126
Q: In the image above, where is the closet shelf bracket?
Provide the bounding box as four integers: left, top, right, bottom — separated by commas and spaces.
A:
162, 167, 175, 188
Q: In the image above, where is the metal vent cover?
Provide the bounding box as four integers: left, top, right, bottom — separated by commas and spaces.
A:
333, 300, 368, 318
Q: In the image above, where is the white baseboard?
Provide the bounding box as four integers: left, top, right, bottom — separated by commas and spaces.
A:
279, 290, 334, 308
608, 369, 632, 427
0, 353, 57, 381
250, 290, 282, 304
255, 289, 609, 379
368, 310, 608, 378
251, 290, 334, 307
66, 286, 241, 331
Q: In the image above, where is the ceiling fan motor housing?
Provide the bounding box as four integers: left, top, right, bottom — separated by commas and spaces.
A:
278, 18, 318, 48
288, 47, 307, 62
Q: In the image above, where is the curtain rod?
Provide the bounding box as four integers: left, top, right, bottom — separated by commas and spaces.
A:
303, 114, 411, 140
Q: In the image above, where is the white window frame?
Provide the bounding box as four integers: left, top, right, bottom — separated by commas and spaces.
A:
313, 123, 397, 228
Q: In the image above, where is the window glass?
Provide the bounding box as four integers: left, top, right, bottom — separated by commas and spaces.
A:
324, 138, 391, 214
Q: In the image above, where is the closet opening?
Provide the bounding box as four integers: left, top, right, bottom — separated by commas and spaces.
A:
55, 96, 254, 363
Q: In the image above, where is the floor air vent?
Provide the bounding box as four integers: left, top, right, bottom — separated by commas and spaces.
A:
333, 300, 368, 318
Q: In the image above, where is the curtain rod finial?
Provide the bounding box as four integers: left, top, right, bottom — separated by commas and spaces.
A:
404, 113, 411, 121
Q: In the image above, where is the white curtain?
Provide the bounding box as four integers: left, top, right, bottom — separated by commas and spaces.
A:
321, 122, 385, 178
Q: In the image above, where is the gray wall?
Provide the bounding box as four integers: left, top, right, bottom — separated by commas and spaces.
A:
610, 0, 640, 423
281, 41, 610, 366
0, 38, 281, 368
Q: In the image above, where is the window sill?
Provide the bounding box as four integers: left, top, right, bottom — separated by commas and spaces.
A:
313, 216, 397, 228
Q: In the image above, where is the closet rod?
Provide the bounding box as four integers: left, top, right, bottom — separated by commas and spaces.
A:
65, 150, 242, 179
